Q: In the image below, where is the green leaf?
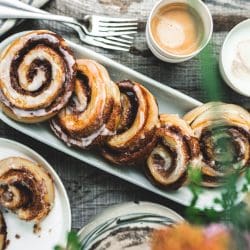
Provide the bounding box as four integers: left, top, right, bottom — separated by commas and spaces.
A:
245, 169, 250, 184
67, 232, 81, 250
54, 246, 64, 250
213, 198, 222, 204
241, 184, 248, 193
188, 165, 202, 185
54, 247, 63, 250
198, 42, 223, 102
54, 232, 81, 250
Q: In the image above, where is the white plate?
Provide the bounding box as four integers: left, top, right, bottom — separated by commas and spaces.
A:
0, 0, 50, 36
0, 31, 246, 211
219, 19, 250, 97
0, 138, 71, 250
78, 201, 184, 249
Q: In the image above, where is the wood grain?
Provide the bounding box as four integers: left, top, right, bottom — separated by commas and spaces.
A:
0, 0, 249, 232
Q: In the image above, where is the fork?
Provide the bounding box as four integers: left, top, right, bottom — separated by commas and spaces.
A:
0, 7, 134, 51
0, 0, 138, 37
0, 3, 136, 51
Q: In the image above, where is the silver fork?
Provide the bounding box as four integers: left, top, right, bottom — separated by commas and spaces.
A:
0, 0, 138, 37
0, 1, 136, 51
0, 6, 134, 51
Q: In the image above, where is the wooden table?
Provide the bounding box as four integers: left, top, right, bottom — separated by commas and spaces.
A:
0, 0, 249, 231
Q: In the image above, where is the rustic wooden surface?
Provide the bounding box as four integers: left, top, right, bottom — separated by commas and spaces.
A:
0, 0, 250, 231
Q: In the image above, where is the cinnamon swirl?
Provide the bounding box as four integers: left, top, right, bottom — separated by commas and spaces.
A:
0, 157, 55, 222
0, 30, 76, 123
50, 59, 121, 149
102, 80, 159, 165
147, 114, 199, 189
184, 102, 250, 187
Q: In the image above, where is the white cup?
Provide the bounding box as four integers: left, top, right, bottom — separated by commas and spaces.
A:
146, 0, 213, 63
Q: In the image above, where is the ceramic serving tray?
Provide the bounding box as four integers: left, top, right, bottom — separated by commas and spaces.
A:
0, 138, 71, 250
0, 31, 246, 210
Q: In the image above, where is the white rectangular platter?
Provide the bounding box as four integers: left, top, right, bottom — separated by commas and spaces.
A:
0, 31, 245, 210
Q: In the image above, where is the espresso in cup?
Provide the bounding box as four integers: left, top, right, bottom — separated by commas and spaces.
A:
150, 3, 204, 56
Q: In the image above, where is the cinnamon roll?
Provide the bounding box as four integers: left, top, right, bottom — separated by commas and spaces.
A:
50, 59, 121, 149
0, 30, 76, 123
184, 102, 250, 187
0, 157, 55, 222
0, 212, 6, 250
102, 80, 159, 165
147, 114, 199, 189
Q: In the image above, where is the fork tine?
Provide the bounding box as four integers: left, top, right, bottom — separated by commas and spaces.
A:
99, 22, 138, 27
99, 26, 137, 32
95, 16, 138, 22
93, 40, 130, 51
94, 37, 131, 48
83, 36, 130, 51
106, 36, 133, 44
120, 35, 134, 40
98, 31, 138, 36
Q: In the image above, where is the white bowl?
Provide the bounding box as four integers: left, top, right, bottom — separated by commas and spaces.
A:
78, 201, 184, 249
146, 0, 213, 63
219, 19, 250, 97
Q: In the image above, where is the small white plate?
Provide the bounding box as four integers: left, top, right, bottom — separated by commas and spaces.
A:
219, 19, 250, 96
78, 201, 184, 249
0, 138, 71, 250
0, 0, 50, 37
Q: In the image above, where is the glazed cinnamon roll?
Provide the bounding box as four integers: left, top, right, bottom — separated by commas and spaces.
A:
102, 80, 159, 165
0, 30, 76, 123
0, 157, 55, 222
0, 212, 6, 250
184, 102, 250, 187
50, 59, 121, 149
147, 114, 199, 189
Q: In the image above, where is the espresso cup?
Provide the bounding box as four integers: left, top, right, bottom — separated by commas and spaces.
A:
146, 0, 213, 63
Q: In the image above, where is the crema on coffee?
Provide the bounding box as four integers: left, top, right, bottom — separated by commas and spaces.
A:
151, 3, 204, 56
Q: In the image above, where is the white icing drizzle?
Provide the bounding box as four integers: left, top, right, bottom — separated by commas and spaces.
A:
51, 120, 115, 148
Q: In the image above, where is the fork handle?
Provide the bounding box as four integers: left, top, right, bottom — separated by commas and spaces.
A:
0, 5, 81, 25
0, 0, 47, 13
0, 0, 89, 34
1, 1, 87, 24
0, 0, 90, 20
